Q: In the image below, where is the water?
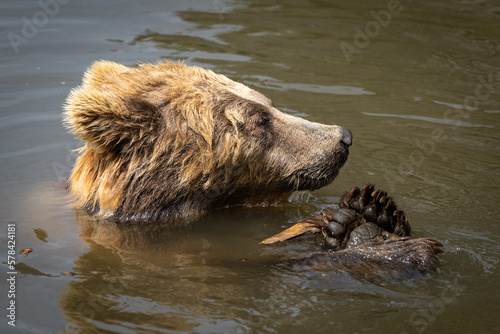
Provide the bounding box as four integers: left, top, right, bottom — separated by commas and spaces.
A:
1, 0, 499, 333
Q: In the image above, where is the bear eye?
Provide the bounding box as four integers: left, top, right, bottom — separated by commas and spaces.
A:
258, 116, 270, 127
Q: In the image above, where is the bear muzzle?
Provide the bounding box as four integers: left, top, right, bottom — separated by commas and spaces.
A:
339, 126, 353, 148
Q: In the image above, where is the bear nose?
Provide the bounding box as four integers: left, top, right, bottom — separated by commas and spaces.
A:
340, 127, 353, 147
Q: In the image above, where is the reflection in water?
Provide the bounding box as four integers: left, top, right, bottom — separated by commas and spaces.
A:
60, 209, 448, 333
60, 210, 293, 332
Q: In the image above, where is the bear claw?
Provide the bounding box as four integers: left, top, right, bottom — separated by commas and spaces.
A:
261, 184, 442, 276
339, 183, 411, 237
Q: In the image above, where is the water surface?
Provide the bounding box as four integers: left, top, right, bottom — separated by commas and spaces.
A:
1, 0, 499, 333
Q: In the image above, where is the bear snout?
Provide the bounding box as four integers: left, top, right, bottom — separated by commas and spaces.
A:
339, 127, 353, 148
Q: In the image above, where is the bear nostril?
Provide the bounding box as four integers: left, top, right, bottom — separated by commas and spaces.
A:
340, 127, 353, 147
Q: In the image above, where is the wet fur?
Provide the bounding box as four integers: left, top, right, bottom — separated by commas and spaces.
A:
300, 238, 442, 278
64, 61, 349, 221
279, 185, 443, 277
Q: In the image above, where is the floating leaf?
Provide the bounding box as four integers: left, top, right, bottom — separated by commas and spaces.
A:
19, 248, 33, 256
13, 263, 53, 277
34, 228, 48, 242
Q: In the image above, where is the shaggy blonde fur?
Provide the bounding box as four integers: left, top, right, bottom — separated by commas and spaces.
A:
64, 61, 350, 221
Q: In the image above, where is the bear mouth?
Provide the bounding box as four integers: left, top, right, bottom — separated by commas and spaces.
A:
292, 147, 349, 191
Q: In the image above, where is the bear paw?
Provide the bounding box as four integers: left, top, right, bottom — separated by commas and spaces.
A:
338, 184, 411, 236
260, 184, 443, 276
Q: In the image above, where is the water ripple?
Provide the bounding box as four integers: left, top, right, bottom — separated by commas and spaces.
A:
0, 113, 61, 129
0, 142, 71, 159
251, 80, 376, 96
362, 112, 494, 128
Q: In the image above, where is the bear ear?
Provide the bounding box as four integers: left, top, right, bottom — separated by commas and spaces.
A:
63, 61, 162, 153
80, 60, 129, 88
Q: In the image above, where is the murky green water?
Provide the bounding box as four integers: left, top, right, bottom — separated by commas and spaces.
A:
1, 0, 500, 333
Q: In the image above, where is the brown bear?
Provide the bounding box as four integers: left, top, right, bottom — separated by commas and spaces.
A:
64, 61, 352, 222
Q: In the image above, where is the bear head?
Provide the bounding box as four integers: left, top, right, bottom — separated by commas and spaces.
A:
64, 61, 352, 221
